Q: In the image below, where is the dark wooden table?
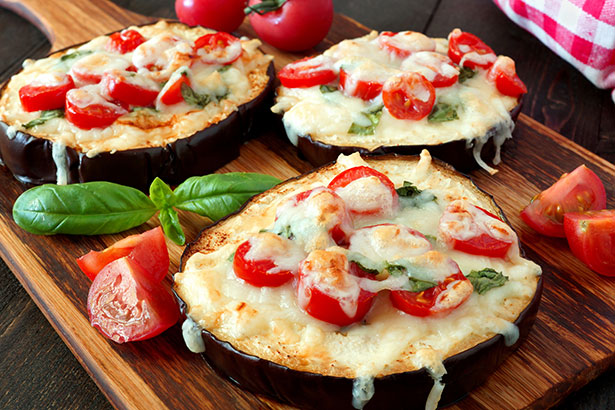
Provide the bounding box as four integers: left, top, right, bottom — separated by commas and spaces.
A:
0, 0, 613, 409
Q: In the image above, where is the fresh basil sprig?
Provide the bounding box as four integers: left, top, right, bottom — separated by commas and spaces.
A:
348, 105, 384, 135
467, 268, 509, 295
23, 109, 64, 129
60, 50, 93, 61
428, 101, 459, 122
13, 173, 280, 245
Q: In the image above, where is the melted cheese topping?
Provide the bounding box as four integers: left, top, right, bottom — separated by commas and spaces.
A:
272, 31, 519, 172
175, 152, 541, 398
0, 21, 273, 157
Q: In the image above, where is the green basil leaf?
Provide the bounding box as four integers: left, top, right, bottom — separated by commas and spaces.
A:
181, 82, 211, 108
218, 65, 232, 73
173, 173, 280, 221
149, 177, 175, 209
319, 85, 337, 93
428, 102, 459, 122
467, 268, 509, 295
60, 50, 93, 61
131, 106, 159, 113
348, 105, 384, 135
275, 225, 294, 240
396, 181, 422, 197
385, 263, 407, 277
351, 260, 379, 275
385, 263, 437, 292
13, 182, 156, 235
396, 181, 437, 208
227, 251, 236, 262
458, 66, 476, 83
158, 207, 185, 245
23, 109, 64, 129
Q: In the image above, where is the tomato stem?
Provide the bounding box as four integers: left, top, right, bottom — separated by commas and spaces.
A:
244, 0, 288, 15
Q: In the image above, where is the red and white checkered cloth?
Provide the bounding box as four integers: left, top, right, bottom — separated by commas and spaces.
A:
493, 0, 615, 102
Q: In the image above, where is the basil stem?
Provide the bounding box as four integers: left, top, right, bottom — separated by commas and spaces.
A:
348, 105, 384, 135
467, 268, 509, 295
458, 66, 476, 83
60, 50, 93, 61
428, 101, 459, 122
13, 182, 157, 235
23, 109, 64, 129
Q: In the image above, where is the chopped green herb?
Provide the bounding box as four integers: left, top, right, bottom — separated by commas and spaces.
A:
424, 234, 438, 245
396, 181, 437, 207
131, 106, 159, 113
458, 66, 476, 83
23, 109, 64, 129
385, 263, 406, 277
385, 263, 437, 292
60, 50, 93, 61
319, 85, 337, 93
275, 225, 294, 240
227, 252, 236, 262
467, 268, 508, 295
348, 105, 384, 135
351, 260, 379, 275
396, 181, 422, 197
181, 83, 211, 108
218, 65, 232, 73
428, 101, 459, 122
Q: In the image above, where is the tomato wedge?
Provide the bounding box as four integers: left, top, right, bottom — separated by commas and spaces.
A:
87, 256, 179, 343
19, 73, 75, 112
102, 71, 160, 107
377, 31, 436, 58
297, 248, 376, 326
194, 32, 242, 65
233, 233, 299, 287
564, 210, 615, 276
77, 227, 169, 282
107, 29, 146, 54
278, 56, 337, 88
65, 86, 127, 129
521, 165, 607, 237
158, 72, 190, 105
402, 51, 459, 88
488, 56, 527, 98
382, 72, 435, 120
328, 166, 399, 216
338, 67, 384, 100
448, 29, 496, 69
440, 200, 516, 258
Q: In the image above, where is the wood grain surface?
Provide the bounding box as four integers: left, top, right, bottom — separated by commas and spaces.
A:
0, 1, 614, 409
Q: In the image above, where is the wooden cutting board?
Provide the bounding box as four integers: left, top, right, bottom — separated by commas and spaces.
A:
1, 0, 614, 409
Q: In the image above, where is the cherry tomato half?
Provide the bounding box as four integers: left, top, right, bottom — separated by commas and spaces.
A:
77, 227, 169, 282
233, 234, 297, 287
69, 52, 131, 85
87, 256, 179, 343
328, 166, 399, 216
247, 0, 333, 52
488, 56, 527, 98
278, 56, 337, 88
159, 72, 190, 105
175, 0, 247, 33
102, 71, 160, 107
297, 248, 376, 326
193, 32, 243, 65
107, 29, 146, 54
65, 87, 127, 130
403, 51, 459, 88
520, 165, 607, 237
19, 73, 75, 112
382, 72, 435, 120
448, 29, 496, 69
377, 31, 436, 58
339, 67, 384, 100
440, 200, 516, 258
564, 210, 615, 277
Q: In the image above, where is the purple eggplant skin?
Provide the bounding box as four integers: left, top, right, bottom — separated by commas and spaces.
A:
0, 41, 274, 192
294, 99, 523, 172
175, 153, 542, 410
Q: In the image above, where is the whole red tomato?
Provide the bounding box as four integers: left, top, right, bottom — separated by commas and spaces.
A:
175, 0, 247, 33
246, 0, 333, 51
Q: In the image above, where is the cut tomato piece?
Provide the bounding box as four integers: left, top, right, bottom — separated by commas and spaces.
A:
382, 72, 435, 120
328, 166, 399, 216
278, 56, 337, 88
87, 256, 179, 343
69, 53, 131, 85
107, 29, 146, 54
440, 200, 516, 258
102, 71, 160, 107
159, 72, 190, 105
65, 86, 127, 129
19, 73, 75, 112
194, 32, 242, 65
338, 67, 384, 100
521, 165, 607, 237
448, 29, 496, 69
77, 227, 169, 282
297, 248, 376, 326
488, 56, 527, 97
377, 31, 436, 58
232, 233, 299, 287
403, 51, 459, 88
564, 210, 615, 276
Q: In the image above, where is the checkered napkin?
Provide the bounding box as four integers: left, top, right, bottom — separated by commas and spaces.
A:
493, 0, 615, 102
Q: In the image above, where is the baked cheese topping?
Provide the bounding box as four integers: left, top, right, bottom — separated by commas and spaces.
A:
272, 30, 520, 174
175, 151, 541, 406
0, 21, 273, 157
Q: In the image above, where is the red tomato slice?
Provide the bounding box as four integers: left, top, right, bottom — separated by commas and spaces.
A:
107, 29, 146, 54
521, 165, 607, 237
403, 51, 459, 88
564, 210, 615, 277
278, 56, 337, 88
87, 256, 179, 343
339, 67, 384, 100
448, 29, 496, 69
69, 53, 131, 85
328, 166, 399, 216
77, 227, 169, 282
159, 73, 190, 105
297, 249, 376, 326
102, 71, 160, 107
377, 31, 436, 58
194, 32, 242, 65
488, 56, 527, 97
65, 87, 127, 129
233, 235, 296, 287
440, 200, 516, 258
382, 72, 435, 120
18, 73, 75, 112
